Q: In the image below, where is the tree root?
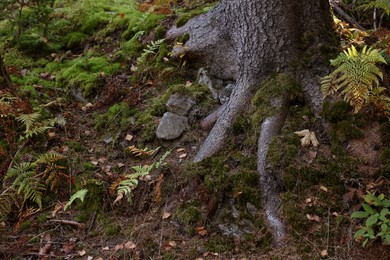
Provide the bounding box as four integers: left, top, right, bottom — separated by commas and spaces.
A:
257, 95, 289, 245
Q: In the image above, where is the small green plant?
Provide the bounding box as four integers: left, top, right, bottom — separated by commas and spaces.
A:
361, 0, 390, 16
132, 39, 165, 71
321, 45, 390, 118
64, 189, 88, 211
114, 150, 170, 204
351, 192, 390, 247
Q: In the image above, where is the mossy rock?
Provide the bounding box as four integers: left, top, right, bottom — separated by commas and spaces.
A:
174, 199, 202, 226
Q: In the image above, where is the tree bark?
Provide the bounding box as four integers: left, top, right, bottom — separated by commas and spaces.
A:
167, 0, 336, 243
0, 56, 12, 90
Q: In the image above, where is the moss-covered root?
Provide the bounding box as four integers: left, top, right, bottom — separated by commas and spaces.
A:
257, 94, 289, 246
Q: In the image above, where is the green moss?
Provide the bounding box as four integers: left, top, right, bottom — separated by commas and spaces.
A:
122, 37, 143, 58
323, 100, 352, 123
75, 179, 104, 222
204, 235, 235, 253
65, 32, 88, 49
81, 15, 109, 34
67, 141, 83, 152
155, 25, 166, 40
19, 220, 32, 231
231, 169, 261, 206
176, 33, 190, 44
37, 213, 48, 223
95, 102, 136, 130
104, 222, 122, 236
251, 73, 297, 128
175, 199, 202, 226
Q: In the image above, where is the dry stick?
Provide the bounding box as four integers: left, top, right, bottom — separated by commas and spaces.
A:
331, 3, 366, 31
49, 219, 84, 228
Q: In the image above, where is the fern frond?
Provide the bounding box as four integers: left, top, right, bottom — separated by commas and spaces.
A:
16, 112, 41, 132
0, 188, 21, 219
36, 151, 65, 164
6, 162, 45, 208
361, 0, 390, 16
64, 189, 88, 211
321, 45, 387, 114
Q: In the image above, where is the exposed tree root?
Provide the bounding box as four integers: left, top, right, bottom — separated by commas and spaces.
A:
257, 95, 289, 245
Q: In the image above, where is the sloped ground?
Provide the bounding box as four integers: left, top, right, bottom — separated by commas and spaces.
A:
0, 0, 389, 259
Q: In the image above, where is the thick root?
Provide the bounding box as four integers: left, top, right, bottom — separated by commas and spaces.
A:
257, 95, 289, 245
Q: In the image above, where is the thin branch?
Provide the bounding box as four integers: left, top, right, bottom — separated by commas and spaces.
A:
331, 1, 366, 31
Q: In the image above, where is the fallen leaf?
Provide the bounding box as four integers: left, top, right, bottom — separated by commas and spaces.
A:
310, 132, 320, 147
179, 153, 187, 159
233, 191, 243, 197
114, 244, 124, 252
309, 150, 317, 160
162, 212, 171, 219
63, 241, 75, 254
102, 246, 109, 251
117, 163, 125, 168
90, 157, 99, 165
87, 256, 93, 260
124, 241, 136, 250
305, 198, 312, 204
320, 185, 328, 192
332, 212, 340, 217
168, 241, 177, 247
82, 103, 93, 112
176, 148, 185, 152
306, 214, 321, 222
98, 157, 108, 164
0, 222, 5, 228
343, 190, 356, 203
321, 249, 328, 257
51, 202, 63, 217
48, 131, 56, 138
60, 145, 69, 153
185, 81, 193, 87
39, 234, 52, 255
125, 134, 134, 142
101, 165, 112, 173
196, 226, 208, 236
78, 249, 86, 256
294, 129, 310, 137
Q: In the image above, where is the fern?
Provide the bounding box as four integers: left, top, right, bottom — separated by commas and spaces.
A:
6, 162, 45, 208
321, 45, 388, 114
16, 112, 53, 139
64, 189, 88, 211
136, 39, 165, 67
36, 152, 67, 191
0, 188, 21, 219
114, 150, 171, 204
361, 0, 390, 16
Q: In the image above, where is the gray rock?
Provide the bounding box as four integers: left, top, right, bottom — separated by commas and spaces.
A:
219, 84, 235, 104
218, 223, 243, 238
246, 202, 259, 217
156, 112, 189, 140
166, 93, 195, 116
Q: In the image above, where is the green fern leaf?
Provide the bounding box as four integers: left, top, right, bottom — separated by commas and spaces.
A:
64, 189, 88, 211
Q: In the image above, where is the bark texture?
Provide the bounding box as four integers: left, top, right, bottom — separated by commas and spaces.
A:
167, 0, 336, 243
0, 56, 12, 90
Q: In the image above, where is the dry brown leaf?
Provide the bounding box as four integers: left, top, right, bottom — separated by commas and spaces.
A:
102, 246, 109, 251
78, 249, 86, 256
321, 249, 328, 257
320, 185, 328, 192
310, 132, 319, 147
113, 192, 124, 205
39, 234, 52, 255
306, 214, 321, 222
98, 157, 108, 164
196, 226, 208, 236
176, 148, 186, 152
168, 241, 177, 247
125, 134, 134, 142
90, 157, 98, 166
305, 198, 312, 204
162, 212, 171, 219
117, 162, 125, 168
59, 145, 69, 153
63, 241, 76, 254
114, 244, 124, 252
48, 131, 56, 138
51, 202, 63, 217
124, 241, 137, 250
294, 129, 310, 137
179, 153, 187, 158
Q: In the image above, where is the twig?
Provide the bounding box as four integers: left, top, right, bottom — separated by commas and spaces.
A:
49, 219, 84, 228
331, 1, 365, 31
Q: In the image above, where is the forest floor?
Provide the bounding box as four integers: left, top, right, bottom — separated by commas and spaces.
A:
0, 0, 390, 259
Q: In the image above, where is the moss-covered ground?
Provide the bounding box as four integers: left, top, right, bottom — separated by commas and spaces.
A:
0, 0, 389, 259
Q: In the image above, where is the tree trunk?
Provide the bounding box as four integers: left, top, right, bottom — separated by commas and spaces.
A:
167, 0, 336, 243
0, 56, 12, 89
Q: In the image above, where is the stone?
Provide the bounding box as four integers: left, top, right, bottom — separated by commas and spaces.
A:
219, 84, 235, 104
156, 112, 189, 140
166, 93, 195, 116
